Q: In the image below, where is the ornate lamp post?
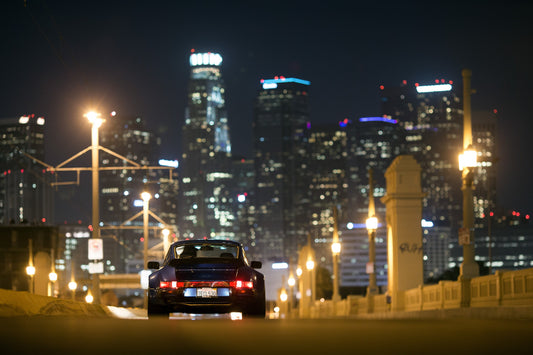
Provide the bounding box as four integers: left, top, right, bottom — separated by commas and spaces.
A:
459, 69, 480, 280
287, 272, 296, 317
366, 168, 379, 295
48, 248, 57, 297
142, 191, 152, 309
26, 239, 35, 294
86, 110, 105, 304
331, 206, 341, 302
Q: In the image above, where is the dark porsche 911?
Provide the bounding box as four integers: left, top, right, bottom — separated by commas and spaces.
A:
147, 240, 265, 319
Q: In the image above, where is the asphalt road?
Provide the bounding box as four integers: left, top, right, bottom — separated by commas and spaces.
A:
1, 317, 531, 355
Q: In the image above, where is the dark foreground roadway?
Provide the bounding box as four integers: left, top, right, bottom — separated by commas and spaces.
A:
1, 317, 532, 355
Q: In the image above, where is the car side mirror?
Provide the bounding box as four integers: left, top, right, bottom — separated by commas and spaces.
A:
251, 261, 262, 269
147, 261, 160, 269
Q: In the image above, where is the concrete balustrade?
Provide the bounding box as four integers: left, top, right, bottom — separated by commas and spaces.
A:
303, 268, 533, 318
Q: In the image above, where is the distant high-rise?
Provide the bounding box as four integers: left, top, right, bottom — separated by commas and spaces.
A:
472, 109, 498, 224
253, 77, 311, 262
179, 51, 234, 240
307, 121, 349, 266
0, 115, 53, 225
380, 79, 465, 280
380, 80, 463, 227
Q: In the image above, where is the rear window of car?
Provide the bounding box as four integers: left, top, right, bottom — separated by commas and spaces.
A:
174, 243, 239, 259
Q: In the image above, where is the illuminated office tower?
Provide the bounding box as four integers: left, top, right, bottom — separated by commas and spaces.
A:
381, 80, 463, 227
0, 115, 54, 225
307, 121, 349, 267
379, 79, 463, 280
179, 51, 234, 240
472, 109, 498, 225
253, 77, 311, 262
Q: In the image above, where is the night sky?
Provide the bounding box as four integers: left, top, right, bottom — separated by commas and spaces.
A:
2, 0, 532, 223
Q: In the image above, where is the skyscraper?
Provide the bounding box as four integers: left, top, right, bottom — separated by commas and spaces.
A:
253, 77, 311, 262
0, 115, 54, 225
380, 79, 465, 280
307, 121, 349, 266
472, 109, 498, 224
179, 51, 234, 240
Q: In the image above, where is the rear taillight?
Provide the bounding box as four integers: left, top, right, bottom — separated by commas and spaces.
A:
231, 280, 254, 289
159, 281, 185, 289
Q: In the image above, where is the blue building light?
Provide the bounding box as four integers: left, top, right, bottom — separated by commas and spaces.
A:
261, 77, 311, 89
359, 117, 398, 124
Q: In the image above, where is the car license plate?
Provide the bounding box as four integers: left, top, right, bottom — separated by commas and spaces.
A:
197, 288, 217, 298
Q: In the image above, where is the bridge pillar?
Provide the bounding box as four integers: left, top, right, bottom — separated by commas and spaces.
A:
381, 155, 425, 311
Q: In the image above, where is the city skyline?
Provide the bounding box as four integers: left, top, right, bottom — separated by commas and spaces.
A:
2, 1, 532, 222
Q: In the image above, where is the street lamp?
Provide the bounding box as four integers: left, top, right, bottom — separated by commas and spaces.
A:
366, 215, 379, 295
26, 239, 35, 294
68, 280, 77, 301
85, 290, 94, 304
306, 257, 315, 302
85, 110, 105, 305
331, 205, 341, 302
48, 248, 57, 297
68, 260, 77, 301
459, 69, 480, 280
366, 168, 379, 295
287, 272, 295, 317
142, 191, 151, 309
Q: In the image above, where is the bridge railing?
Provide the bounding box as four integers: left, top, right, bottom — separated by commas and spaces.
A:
305, 267, 533, 318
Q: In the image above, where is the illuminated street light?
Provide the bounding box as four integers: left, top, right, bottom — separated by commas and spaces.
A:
142, 191, 151, 309
296, 267, 302, 277
86, 110, 105, 305
68, 260, 77, 300
26, 239, 35, 293
331, 205, 341, 302
85, 291, 94, 304
48, 248, 57, 297
280, 290, 288, 302
306, 259, 315, 271
68, 281, 77, 301
459, 145, 477, 171
459, 69, 480, 281
288, 274, 296, 287
366, 168, 379, 296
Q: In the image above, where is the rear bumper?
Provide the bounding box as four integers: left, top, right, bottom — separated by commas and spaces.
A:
149, 288, 261, 314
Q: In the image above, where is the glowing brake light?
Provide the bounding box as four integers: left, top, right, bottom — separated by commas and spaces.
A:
160, 281, 185, 289
231, 280, 253, 289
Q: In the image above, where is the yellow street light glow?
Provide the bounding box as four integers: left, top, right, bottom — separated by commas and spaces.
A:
459, 146, 477, 171
49, 272, 58, 282
366, 216, 378, 231
85, 111, 104, 128
296, 267, 302, 277
162, 228, 170, 237
141, 191, 152, 202
331, 242, 341, 254
26, 265, 36, 276
68, 281, 77, 291
280, 291, 288, 302
306, 259, 315, 271
85, 292, 94, 303
288, 276, 296, 287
